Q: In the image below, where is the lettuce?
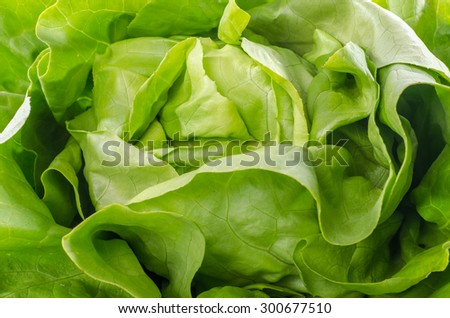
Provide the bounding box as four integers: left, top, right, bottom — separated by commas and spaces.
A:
1, 0, 450, 298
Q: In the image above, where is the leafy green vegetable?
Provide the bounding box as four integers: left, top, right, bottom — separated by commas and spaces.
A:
0, 143, 130, 297
1, 0, 450, 298
373, 0, 450, 67
198, 286, 270, 298
63, 205, 205, 297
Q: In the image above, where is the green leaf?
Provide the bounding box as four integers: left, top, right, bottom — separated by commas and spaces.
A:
240, 38, 312, 144
67, 129, 178, 210
307, 42, 379, 142
19, 51, 70, 190
158, 39, 253, 141
0, 96, 30, 145
130, 36, 310, 145
248, 0, 450, 78
35, 0, 152, 121
202, 40, 307, 143
241, 37, 316, 100
2, 0, 450, 298
380, 212, 450, 297
218, 0, 251, 44
236, 0, 277, 10
129, 147, 321, 288
198, 286, 269, 298
129, 37, 197, 140
377, 65, 448, 223
413, 146, 450, 230
41, 137, 89, 226
374, 0, 450, 67
0, 0, 56, 146
293, 213, 450, 297
0, 145, 130, 297
0, 0, 54, 94
310, 146, 385, 246
128, 0, 227, 37
63, 205, 206, 297
303, 29, 343, 68
92, 37, 179, 137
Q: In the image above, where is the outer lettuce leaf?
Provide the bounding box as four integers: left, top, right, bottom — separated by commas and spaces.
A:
1, 245, 130, 297
236, 0, 277, 10
128, 0, 227, 37
0, 0, 56, 147
413, 146, 450, 230
241, 283, 307, 297
128, 147, 321, 288
0, 0, 54, 94
309, 145, 386, 245
35, 0, 153, 121
274, 32, 391, 245
0, 144, 130, 297
248, 0, 450, 78
0, 94, 28, 142
377, 65, 450, 221
373, 0, 450, 67
127, 144, 400, 286
198, 286, 269, 298
293, 213, 450, 297
20, 51, 70, 190
63, 205, 206, 297
381, 214, 450, 297
396, 266, 450, 297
